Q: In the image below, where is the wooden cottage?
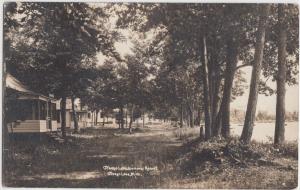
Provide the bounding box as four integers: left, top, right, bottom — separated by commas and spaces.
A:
5, 73, 58, 133
56, 98, 91, 129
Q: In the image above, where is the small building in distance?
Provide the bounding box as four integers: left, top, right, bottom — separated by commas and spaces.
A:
56, 98, 92, 130
5, 73, 58, 133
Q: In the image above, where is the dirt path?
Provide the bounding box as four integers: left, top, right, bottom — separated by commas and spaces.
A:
3, 125, 298, 188
4, 125, 185, 188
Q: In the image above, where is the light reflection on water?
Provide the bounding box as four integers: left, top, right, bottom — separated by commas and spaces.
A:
231, 122, 298, 142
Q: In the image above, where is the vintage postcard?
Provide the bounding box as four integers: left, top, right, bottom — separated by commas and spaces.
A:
2, 1, 299, 189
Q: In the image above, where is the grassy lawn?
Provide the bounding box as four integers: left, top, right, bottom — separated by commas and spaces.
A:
2, 125, 298, 188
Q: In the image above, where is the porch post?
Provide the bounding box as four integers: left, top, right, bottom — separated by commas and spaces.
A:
37, 100, 40, 120
32, 100, 35, 120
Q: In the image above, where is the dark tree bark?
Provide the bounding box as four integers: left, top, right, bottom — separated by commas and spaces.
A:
240, 5, 270, 144
211, 35, 239, 138
60, 96, 67, 138
211, 72, 222, 134
125, 106, 128, 128
202, 36, 212, 140
188, 103, 194, 128
179, 104, 183, 128
198, 107, 203, 126
208, 53, 214, 116
209, 43, 222, 133
274, 4, 287, 145
91, 110, 93, 125
208, 33, 223, 136
213, 110, 222, 136
186, 109, 190, 128
200, 126, 205, 140
142, 110, 145, 128
120, 106, 124, 129
93, 111, 96, 126
95, 109, 99, 126
71, 97, 79, 133
3, 72, 9, 148
128, 105, 135, 134
221, 38, 239, 138
190, 111, 194, 128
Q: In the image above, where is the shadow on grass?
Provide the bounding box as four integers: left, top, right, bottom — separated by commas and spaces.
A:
13, 174, 163, 188
3, 126, 183, 188
80, 127, 150, 136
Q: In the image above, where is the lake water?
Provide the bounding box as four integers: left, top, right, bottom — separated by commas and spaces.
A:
231, 122, 298, 142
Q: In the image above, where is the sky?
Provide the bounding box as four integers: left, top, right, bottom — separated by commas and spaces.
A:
232, 66, 299, 114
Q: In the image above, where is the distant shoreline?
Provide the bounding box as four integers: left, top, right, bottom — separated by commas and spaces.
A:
232, 121, 298, 126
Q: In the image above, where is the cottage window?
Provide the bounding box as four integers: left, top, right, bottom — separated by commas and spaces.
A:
16, 100, 32, 120
33, 100, 39, 120
51, 103, 57, 120
8, 99, 41, 121
39, 101, 47, 120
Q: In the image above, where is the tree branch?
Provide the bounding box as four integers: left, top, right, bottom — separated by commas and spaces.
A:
235, 63, 252, 71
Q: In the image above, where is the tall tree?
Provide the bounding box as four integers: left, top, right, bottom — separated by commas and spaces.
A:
201, 36, 212, 139
274, 4, 287, 145
116, 4, 251, 139
240, 4, 271, 144
3, 2, 18, 148
218, 37, 240, 137
71, 96, 79, 133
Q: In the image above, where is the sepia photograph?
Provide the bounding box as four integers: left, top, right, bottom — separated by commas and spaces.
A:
2, 1, 299, 189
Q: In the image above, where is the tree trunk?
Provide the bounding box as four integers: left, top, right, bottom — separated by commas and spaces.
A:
186, 106, 190, 128
209, 33, 223, 136
60, 96, 67, 138
198, 107, 202, 126
180, 104, 183, 128
274, 4, 287, 145
142, 110, 145, 128
93, 111, 95, 125
125, 106, 128, 128
71, 97, 79, 133
94, 111, 96, 125
200, 126, 205, 140
91, 110, 94, 125
128, 105, 135, 134
188, 103, 194, 128
190, 111, 194, 128
220, 38, 239, 138
3, 71, 9, 149
213, 111, 222, 136
240, 5, 270, 144
202, 36, 211, 140
95, 110, 99, 126
120, 106, 124, 129
211, 71, 222, 134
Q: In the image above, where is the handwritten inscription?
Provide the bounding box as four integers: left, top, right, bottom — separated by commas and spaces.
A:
103, 165, 159, 177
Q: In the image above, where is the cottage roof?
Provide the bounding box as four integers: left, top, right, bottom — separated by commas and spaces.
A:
5, 73, 56, 102
6, 73, 34, 94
